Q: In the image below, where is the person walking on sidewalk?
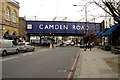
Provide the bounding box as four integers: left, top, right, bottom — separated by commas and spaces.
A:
88, 41, 92, 51
90, 42, 92, 51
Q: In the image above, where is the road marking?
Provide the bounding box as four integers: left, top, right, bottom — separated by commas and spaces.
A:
64, 70, 67, 72
67, 49, 81, 80
58, 69, 67, 73
67, 72, 72, 80
0, 56, 20, 61
0, 48, 52, 61
71, 50, 80, 71
71, 58, 74, 61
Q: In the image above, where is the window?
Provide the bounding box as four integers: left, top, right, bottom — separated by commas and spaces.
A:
5, 30, 9, 35
12, 31, 16, 35
5, 7, 10, 21
12, 41, 18, 45
18, 43, 25, 46
13, 11, 17, 23
27, 43, 31, 45
109, 18, 111, 26
106, 21, 107, 28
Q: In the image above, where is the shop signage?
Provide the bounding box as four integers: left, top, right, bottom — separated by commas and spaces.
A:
38, 24, 89, 31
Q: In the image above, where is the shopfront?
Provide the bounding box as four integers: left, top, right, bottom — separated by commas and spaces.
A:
102, 24, 120, 51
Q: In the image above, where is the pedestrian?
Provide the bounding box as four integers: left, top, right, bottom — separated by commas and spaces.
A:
88, 41, 91, 51
92, 42, 94, 48
87, 42, 89, 49
90, 42, 92, 51
84, 44, 87, 51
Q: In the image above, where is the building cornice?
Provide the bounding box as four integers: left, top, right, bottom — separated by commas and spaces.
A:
3, 0, 20, 9
0, 23, 20, 29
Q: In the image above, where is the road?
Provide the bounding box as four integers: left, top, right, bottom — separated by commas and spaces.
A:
2, 47, 80, 78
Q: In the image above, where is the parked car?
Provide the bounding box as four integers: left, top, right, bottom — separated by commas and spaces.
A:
0, 39, 19, 56
59, 41, 66, 47
18, 42, 27, 52
80, 44, 84, 48
18, 42, 35, 52
65, 40, 71, 46
60, 42, 64, 46
71, 42, 74, 46
98, 43, 102, 48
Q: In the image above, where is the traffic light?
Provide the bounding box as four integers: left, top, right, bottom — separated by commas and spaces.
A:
22, 34, 24, 36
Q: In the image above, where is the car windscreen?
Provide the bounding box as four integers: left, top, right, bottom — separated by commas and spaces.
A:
18, 43, 25, 46
26, 43, 31, 45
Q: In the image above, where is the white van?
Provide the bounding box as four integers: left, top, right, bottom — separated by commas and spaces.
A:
0, 39, 19, 56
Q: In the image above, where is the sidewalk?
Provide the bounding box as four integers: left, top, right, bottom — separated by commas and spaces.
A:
74, 47, 119, 78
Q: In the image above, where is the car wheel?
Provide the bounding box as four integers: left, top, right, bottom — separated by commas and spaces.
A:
27, 48, 29, 52
32, 48, 35, 51
16, 49, 19, 54
2, 51, 7, 56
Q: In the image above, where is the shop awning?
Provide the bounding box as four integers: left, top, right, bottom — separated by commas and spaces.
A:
96, 29, 106, 38
102, 24, 120, 36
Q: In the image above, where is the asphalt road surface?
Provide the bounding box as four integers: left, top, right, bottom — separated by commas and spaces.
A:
2, 47, 80, 78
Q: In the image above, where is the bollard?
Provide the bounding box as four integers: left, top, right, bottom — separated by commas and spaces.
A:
50, 43, 52, 48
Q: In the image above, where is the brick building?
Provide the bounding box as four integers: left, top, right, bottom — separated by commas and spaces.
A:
0, 0, 20, 42
19, 17, 29, 42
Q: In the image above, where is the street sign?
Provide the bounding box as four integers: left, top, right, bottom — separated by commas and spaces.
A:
26, 21, 100, 34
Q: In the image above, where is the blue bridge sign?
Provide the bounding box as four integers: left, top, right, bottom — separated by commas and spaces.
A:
26, 21, 100, 35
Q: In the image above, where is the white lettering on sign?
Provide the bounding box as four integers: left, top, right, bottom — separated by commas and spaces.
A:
72, 25, 76, 29
72, 25, 85, 30
63, 25, 68, 29
76, 25, 81, 30
39, 24, 44, 29
60, 25, 62, 30
45, 25, 49, 29
81, 26, 85, 30
49, 25, 54, 29
38, 24, 69, 30
86, 26, 89, 30
55, 25, 59, 29
38, 24, 89, 31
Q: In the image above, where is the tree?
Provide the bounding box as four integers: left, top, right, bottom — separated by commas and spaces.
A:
93, 0, 120, 23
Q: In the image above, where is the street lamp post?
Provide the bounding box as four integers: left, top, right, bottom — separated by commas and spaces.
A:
73, 4, 88, 44
0, 25, 2, 39
73, 1, 94, 23
73, 2, 94, 45
73, 4, 87, 23
85, 6, 87, 22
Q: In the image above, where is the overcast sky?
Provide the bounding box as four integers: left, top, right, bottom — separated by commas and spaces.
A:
16, 0, 105, 22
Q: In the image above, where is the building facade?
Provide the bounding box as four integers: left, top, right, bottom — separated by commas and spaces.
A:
19, 17, 30, 42
0, 0, 20, 42
104, 0, 119, 28
104, 7, 115, 28
102, 0, 120, 50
